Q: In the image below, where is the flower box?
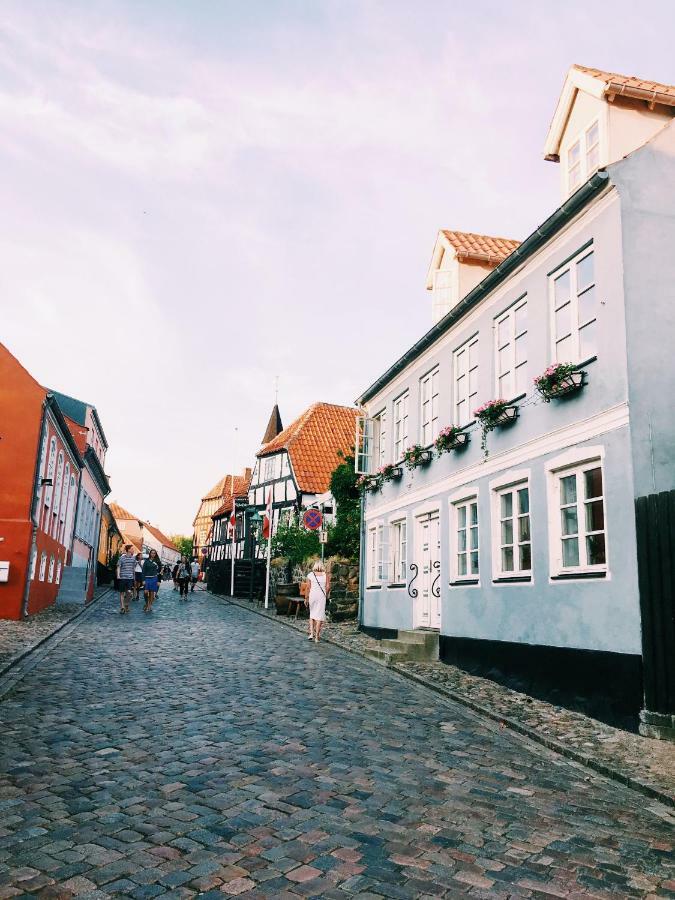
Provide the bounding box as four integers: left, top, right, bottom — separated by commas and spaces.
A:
535, 365, 586, 401
435, 426, 469, 455
388, 466, 404, 480
474, 400, 519, 458
403, 445, 434, 470
378, 463, 404, 483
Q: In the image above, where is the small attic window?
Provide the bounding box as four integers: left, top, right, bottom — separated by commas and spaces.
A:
567, 140, 582, 192
585, 121, 600, 174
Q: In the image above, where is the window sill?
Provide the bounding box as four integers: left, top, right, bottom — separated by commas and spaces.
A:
505, 392, 526, 406
449, 578, 479, 587
551, 570, 606, 581
387, 582, 406, 589
492, 575, 532, 584
366, 584, 382, 590
576, 355, 597, 369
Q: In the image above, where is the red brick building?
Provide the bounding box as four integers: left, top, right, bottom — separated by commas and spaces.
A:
0, 343, 84, 619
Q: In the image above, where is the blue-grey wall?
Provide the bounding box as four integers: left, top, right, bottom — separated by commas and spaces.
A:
611, 121, 675, 498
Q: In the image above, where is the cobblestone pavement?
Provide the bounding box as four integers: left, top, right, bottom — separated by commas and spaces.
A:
0, 602, 87, 675
1, 588, 674, 899
229, 598, 675, 807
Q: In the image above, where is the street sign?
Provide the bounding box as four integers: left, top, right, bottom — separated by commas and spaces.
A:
303, 509, 323, 531
319, 530, 328, 544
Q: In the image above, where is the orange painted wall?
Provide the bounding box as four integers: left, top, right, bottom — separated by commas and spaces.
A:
0, 344, 45, 619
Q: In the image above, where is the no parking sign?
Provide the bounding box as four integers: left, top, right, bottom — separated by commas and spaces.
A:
302, 509, 323, 531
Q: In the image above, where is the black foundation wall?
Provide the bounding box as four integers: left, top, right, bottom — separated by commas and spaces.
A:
359, 625, 398, 641
439, 636, 643, 731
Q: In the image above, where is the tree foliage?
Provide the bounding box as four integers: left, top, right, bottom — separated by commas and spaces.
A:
270, 523, 320, 567
171, 534, 194, 558
326, 451, 361, 560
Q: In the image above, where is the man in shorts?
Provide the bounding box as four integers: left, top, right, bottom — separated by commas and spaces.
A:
116, 545, 136, 614
190, 558, 200, 592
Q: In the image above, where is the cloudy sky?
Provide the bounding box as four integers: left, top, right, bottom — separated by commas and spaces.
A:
2, 1, 673, 535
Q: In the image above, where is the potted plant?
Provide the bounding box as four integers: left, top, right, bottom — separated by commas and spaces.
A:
474, 399, 519, 458
403, 444, 434, 470
434, 425, 469, 456
534, 362, 586, 401
378, 462, 403, 482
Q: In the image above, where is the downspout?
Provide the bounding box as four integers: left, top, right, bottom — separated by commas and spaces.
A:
22, 400, 49, 618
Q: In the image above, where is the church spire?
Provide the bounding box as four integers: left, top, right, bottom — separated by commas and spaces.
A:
261, 404, 283, 445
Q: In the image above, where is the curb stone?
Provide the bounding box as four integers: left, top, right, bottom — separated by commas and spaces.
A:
0, 588, 113, 694
215, 591, 675, 812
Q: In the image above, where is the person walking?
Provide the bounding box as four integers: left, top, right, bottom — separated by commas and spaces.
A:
172, 562, 180, 591
190, 558, 200, 592
116, 544, 136, 614
133, 553, 144, 601
176, 555, 190, 600
305, 560, 329, 643
142, 548, 162, 612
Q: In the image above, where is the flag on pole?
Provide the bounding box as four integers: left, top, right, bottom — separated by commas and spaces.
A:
262, 487, 273, 540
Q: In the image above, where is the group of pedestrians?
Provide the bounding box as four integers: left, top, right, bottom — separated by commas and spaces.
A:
116, 546, 201, 615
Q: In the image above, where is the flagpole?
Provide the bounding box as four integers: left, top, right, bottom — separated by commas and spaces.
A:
230, 516, 235, 597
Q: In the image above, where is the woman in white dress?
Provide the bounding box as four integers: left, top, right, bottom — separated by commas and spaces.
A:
306, 560, 329, 643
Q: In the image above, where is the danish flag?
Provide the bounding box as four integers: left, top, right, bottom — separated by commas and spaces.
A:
262, 487, 273, 540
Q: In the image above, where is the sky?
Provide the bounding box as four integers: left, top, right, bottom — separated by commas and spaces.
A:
1, 0, 673, 535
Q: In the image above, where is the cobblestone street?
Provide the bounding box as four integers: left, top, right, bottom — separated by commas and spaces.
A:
0, 587, 673, 899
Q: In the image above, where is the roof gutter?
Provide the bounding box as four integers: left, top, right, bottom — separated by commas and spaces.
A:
357, 171, 610, 405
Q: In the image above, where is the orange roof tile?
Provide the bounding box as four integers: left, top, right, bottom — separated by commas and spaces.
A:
258, 402, 358, 494
213, 471, 252, 519
441, 230, 521, 265
573, 64, 675, 107
120, 532, 142, 554
201, 475, 230, 502
109, 502, 139, 522
143, 521, 177, 552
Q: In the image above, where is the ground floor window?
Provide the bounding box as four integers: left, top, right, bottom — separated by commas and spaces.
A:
367, 526, 378, 586
494, 483, 531, 577
453, 497, 479, 579
39, 552, 47, 581
390, 519, 407, 583
553, 461, 606, 573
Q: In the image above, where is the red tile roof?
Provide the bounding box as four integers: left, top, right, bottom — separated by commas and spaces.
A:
120, 533, 142, 554
258, 402, 358, 494
109, 502, 139, 522
574, 64, 675, 107
201, 476, 230, 502
143, 522, 177, 552
213, 471, 251, 519
441, 230, 521, 265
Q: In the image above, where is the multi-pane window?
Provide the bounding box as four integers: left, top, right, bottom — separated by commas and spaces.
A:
39, 552, 47, 582
454, 337, 479, 425
393, 392, 409, 461
263, 456, 276, 481
496, 484, 531, 576
566, 120, 600, 195
455, 498, 479, 579
419, 368, 439, 446
585, 121, 599, 174
367, 527, 378, 585
567, 139, 582, 192
551, 248, 596, 363
48, 555, 55, 583
557, 464, 606, 571
376, 524, 387, 581
390, 519, 407, 583
495, 300, 527, 399
374, 409, 387, 468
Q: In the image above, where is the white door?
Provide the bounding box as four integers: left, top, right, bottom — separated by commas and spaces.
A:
414, 513, 441, 629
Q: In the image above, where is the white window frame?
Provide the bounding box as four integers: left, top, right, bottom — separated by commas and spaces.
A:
393, 391, 409, 461
566, 119, 601, 195
419, 367, 439, 447
48, 555, 55, 583
39, 552, 47, 582
547, 454, 611, 583
453, 336, 479, 427
491, 480, 532, 580
376, 523, 388, 582
550, 246, 596, 364
585, 120, 600, 176
494, 298, 527, 400
450, 492, 479, 583
389, 518, 407, 585
373, 408, 388, 469
367, 525, 379, 587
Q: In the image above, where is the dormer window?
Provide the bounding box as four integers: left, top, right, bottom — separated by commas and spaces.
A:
567, 140, 582, 192
585, 121, 600, 174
